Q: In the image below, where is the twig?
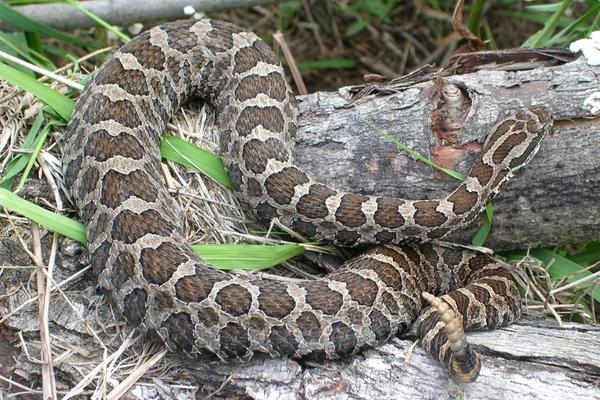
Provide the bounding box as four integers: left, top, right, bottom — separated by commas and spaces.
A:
32, 225, 57, 400
105, 348, 167, 400
273, 32, 307, 95
0, 50, 83, 91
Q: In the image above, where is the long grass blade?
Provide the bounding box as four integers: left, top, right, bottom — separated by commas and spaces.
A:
161, 134, 232, 188
522, 0, 572, 48
191, 243, 305, 270
361, 116, 493, 243
0, 110, 45, 189
0, 61, 74, 120
0, 3, 92, 48
0, 31, 52, 67
530, 248, 600, 303
0, 186, 305, 270
64, 0, 131, 43
0, 187, 87, 243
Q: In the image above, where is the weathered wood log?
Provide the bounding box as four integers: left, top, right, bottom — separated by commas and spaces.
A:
0, 0, 289, 30
293, 55, 600, 250
3, 278, 599, 400
184, 317, 600, 400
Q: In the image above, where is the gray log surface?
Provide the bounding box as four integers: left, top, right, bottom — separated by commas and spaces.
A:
189, 317, 600, 400
293, 57, 600, 249
2, 281, 599, 400
1, 0, 288, 30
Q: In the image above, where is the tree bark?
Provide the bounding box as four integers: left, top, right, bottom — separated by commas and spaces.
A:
292, 53, 600, 250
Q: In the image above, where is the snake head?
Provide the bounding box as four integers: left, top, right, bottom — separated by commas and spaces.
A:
527, 105, 554, 134
512, 105, 553, 169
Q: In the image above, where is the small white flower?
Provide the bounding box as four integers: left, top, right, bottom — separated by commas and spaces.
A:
106, 30, 119, 41
570, 31, 600, 66
128, 23, 144, 35
183, 5, 196, 15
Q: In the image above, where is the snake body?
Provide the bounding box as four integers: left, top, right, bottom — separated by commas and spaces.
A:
61, 19, 552, 378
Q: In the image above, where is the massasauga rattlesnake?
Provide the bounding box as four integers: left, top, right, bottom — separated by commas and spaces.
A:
60, 19, 552, 382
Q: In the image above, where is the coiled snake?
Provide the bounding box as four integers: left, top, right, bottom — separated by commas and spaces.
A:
60, 19, 552, 382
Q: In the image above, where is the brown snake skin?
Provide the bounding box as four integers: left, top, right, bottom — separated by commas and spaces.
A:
60, 19, 552, 381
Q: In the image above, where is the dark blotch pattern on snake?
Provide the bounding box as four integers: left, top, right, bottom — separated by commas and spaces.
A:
60, 19, 552, 381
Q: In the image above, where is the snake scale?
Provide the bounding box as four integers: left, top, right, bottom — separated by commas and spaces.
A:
60, 19, 552, 382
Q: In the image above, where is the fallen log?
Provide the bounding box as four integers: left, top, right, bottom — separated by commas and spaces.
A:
2, 278, 599, 400
293, 51, 600, 249
0, 0, 289, 30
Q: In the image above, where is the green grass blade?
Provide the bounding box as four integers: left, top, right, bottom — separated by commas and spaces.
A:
0, 184, 302, 270
0, 187, 87, 243
586, 6, 600, 35
524, 3, 566, 13
345, 19, 369, 37
191, 243, 305, 270
471, 203, 493, 246
360, 116, 496, 244
547, 3, 600, 46
522, 0, 572, 48
0, 3, 92, 48
529, 249, 600, 303
482, 21, 498, 50
0, 61, 74, 120
360, 117, 466, 180
0, 113, 60, 192
0, 110, 45, 189
278, 1, 302, 31
64, 0, 130, 43
297, 59, 357, 70
2, 66, 230, 188
160, 134, 232, 188
0, 31, 52, 68
0, 188, 304, 271
24, 31, 43, 62
491, 11, 572, 29
467, 0, 486, 36
15, 123, 51, 192
568, 242, 600, 266
1, 181, 303, 271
